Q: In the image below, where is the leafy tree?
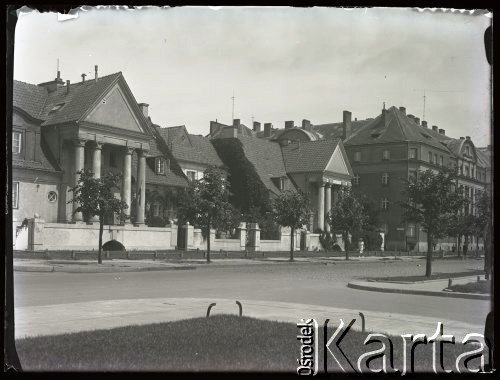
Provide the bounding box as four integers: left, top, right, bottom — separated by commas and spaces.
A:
69, 169, 129, 264
475, 190, 492, 279
446, 212, 473, 258
272, 190, 311, 261
327, 187, 368, 260
177, 166, 237, 263
402, 168, 467, 277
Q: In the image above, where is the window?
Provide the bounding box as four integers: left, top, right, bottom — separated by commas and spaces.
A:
440, 156, 444, 166
354, 152, 361, 162
279, 177, 287, 190
409, 148, 417, 159
428, 151, 433, 163
464, 166, 469, 177
186, 170, 196, 181
382, 150, 390, 160
47, 191, 58, 203
381, 198, 389, 210
407, 223, 416, 237
12, 182, 19, 209
433, 154, 438, 165
352, 174, 360, 186
465, 146, 471, 156
12, 132, 22, 154
382, 173, 389, 185
155, 158, 165, 175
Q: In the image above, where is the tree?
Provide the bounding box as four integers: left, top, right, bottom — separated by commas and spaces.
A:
328, 187, 368, 260
177, 166, 236, 263
475, 190, 492, 279
402, 168, 467, 277
272, 190, 311, 261
69, 169, 129, 264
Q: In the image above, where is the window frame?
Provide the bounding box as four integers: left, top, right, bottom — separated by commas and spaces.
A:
407, 223, 416, 237
382, 149, 390, 160
353, 151, 361, 162
428, 151, 433, 163
155, 158, 165, 175
12, 131, 22, 154
381, 172, 389, 185
186, 170, 197, 181
381, 197, 389, 210
409, 148, 417, 160
12, 182, 19, 209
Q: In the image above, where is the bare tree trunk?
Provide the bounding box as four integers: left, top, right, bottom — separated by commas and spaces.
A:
98, 214, 103, 264
290, 227, 295, 262
206, 218, 211, 264
426, 233, 433, 277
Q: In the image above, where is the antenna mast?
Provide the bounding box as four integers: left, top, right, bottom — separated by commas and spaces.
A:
423, 89, 426, 121
231, 90, 235, 121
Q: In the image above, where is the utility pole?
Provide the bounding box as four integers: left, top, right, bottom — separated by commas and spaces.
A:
231, 90, 235, 121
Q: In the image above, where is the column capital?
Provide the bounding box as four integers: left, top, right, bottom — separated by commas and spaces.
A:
137, 149, 149, 158
92, 141, 104, 150
124, 146, 135, 155
324, 182, 332, 188
318, 181, 326, 188
74, 138, 87, 147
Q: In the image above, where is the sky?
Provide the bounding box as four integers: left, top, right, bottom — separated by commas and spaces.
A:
14, 6, 492, 146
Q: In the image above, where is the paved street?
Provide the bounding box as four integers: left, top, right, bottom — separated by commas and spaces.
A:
14, 258, 490, 334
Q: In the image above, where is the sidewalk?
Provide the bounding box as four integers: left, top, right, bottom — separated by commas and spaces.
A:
14, 297, 484, 341
13, 255, 424, 273
348, 275, 491, 300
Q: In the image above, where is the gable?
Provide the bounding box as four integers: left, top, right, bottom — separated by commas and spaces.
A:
84, 83, 144, 133
325, 144, 351, 176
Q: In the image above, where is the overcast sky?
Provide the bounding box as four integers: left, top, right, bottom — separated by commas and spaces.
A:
14, 6, 491, 146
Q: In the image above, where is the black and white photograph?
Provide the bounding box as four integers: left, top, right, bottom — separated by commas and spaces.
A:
6, 5, 493, 374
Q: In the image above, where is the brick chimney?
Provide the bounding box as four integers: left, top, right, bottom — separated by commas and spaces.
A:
438, 128, 445, 135
302, 119, 311, 131
81, 73, 86, 83
399, 106, 406, 115
414, 117, 420, 125
37, 70, 64, 92
253, 121, 261, 132
421, 120, 427, 128
66, 80, 70, 94
233, 119, 241, 134
264, 123, 272, 138
466, 136, 471, 140
95, 65, 99, 82
432, 125, 438, 132
138, 103, 149, 117
460, 137, 465, 140
285, 120, 294, 129
342, 110, 352, 140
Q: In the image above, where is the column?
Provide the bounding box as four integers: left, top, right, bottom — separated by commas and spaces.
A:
325, 183, 332, 233
92, 142, 103, 179
134, 149, 147, 225
121, 147, 133, 223
72, 139, 86, 222
317, 182, 325, 231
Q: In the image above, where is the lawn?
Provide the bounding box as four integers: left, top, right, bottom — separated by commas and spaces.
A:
370, 270, 485, 283
447, 280, 491, 294
16, 315, 487, 373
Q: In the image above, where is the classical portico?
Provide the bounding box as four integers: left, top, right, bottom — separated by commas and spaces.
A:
315, 178, 347, 233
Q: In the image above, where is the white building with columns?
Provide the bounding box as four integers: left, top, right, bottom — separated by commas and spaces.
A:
12, 68, 187, 251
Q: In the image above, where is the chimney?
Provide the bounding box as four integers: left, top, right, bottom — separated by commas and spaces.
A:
95, 65, 99, 82
421, 120, 427, 128
233, 119, 241, 134
466, 136, 471, 140
231, 127, 238, 138
342, 110, 352, 140
414, 117, 420, 125
399, 106, 406, 115
285, 120, 294, 129
460, 137, 465, 140
57, 70, 61, 81
438, 129, 445, 135
138, 103, 149, 117
302, 119, 311, 131
210, 121, 218, 136
432, 125, 438, 132
407, 114, 415, 121
264, 123, 272, 137
253, 121, 261, 132
81, 73, 86, 83
66, 80, 70, 94
355, 117, 357, 121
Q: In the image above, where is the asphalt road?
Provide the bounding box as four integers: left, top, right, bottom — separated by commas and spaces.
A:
14, 258, 491, 326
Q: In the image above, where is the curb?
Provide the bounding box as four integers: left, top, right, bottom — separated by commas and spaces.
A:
347, 281, 491, 301
14, 265, 196, 273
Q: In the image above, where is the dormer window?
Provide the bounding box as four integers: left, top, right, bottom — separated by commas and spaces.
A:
49, 102, 65, 114
279, 177, 287, 190
155, 158, 166, 175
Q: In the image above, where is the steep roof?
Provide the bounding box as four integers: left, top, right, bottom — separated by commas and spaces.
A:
313, 120, 371, 140
344, 106, 450, 151
156, 125, 223, 167
237, 135, 288, 194
281, 139, 340, 173
476, 148, 491, 168
209, 121, 255, 139
12, 80, 48, 120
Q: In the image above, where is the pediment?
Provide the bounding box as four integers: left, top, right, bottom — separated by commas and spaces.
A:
325, 144, 351, 176
85, 83, 145, 134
